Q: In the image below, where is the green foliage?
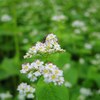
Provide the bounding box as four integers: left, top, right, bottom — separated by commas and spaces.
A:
36, 79, 69, 100
0, 0, 100, 99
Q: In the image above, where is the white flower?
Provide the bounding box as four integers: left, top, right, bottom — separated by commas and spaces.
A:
1, 14, 12, 22
46, 33, 57, 41
79, 58, 85, 64
51, 15, 66, 21
63, 64, 71, 70
0, 91, 12, 100
18, 94, 25, 100
35, 42, 46, 52
84, 43, 92, 50
17, 83, 35, 99
96, 89, 100, 94
74, 29, 81, 34
20, 60, 64, 85
78, 95, 86, 100
27, 93, 34, 98
72, 20, 85, 28
80, 87, 92, 96
20, 63, 30, 74
34, 71, 41, 77
43, 63, 64, 85
23, 38, 29, 44
65, 81, 72, 88
24, 33, 65, 58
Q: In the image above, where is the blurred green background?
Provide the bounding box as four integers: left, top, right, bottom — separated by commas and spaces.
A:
0, 0, 100, 100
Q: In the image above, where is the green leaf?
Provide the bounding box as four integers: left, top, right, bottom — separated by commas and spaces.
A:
36, 80, 69, 100
0, 58, 19, 80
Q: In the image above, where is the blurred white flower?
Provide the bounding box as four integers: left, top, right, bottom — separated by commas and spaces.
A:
65, 81, 72, 88
74, 29, 81, 34
80, 87, 92, 96
63, 63, 71, 70
84, 11, 90, 17
79, 58, 85, 64
84, 43, 92, 50
95, 54, 100, 59
23, 38, 29, 44
51, 14, 66, 21
72, 20, 85, 28
17, 82, 35, 99
1, 14, 12, 22
96, 89, 100, 94
0, 91, 12, 100
18, 94, 25, 100
78, 95, 86, 100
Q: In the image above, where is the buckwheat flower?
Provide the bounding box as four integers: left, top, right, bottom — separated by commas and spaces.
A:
33, 71, 41, 77
35, 42, 46, 53
20, 63, 30, 74
24, 46, 37, 59
23, 38, 29, 44
79, 58, 85, 64
45, 63, 56, 70
96, 89, 100, 94
51, 14, 66, 22
0, 91, 12, 100
24, 33, 65, 58
65, 81, 72, 88
43, 63, 64, 85
46, 33, 57, 42
31, 60, 44, 69
74, 29, 81, 34
63, 63, 71, 70
17, 83, 35, 99
72, 20, 85, 28
80, 87, 92, 96
18, 94, 25, 100
1, 14, 12, 22
27, 93, 34, 98
57, 77, 64, 85
84, 43, 92, 50
78, 95, 86, 100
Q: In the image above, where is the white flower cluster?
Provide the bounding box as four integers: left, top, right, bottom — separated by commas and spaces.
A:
72, 20, 87, 34
84, 43, 92, 50
72, 20, 85, 28
20, 60, 64, 85
24, 33, 65, 59
0, 91, 12, 100
64, 81, 72, 88
80, 87, 92, 96
1, 14, 12, 22
17, 82, 35, 99
51, 14, 66, 21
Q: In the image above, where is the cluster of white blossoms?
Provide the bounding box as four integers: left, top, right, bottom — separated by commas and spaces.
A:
18, 33, 65, 99
17, 82, 35, 99
72, 20, 87, 34
1, 14, 12, 22
20, 60, 64, 85
80, 87, 92, 96
0, 91, 12, 100
24, 33, 65, 59
51, 14, 66, 22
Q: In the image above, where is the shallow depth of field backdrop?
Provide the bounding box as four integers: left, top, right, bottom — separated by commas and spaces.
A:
0, 0, 100, 100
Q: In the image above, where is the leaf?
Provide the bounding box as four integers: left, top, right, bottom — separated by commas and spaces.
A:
0, 58, 19, 80
64, 66, 78, 85
36, 80, 69, 100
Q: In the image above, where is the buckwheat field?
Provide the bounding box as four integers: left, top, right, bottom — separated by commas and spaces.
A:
0, 0, 100, 100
